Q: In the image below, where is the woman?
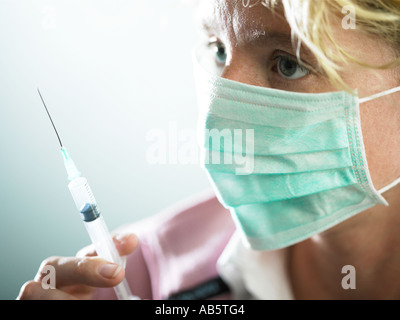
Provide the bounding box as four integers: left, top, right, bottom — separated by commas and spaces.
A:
18, 0, 400, 300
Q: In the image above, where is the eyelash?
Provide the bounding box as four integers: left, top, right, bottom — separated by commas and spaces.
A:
206, 39, 314, 80
271, 55, 311, 77
207, 39, 227, 64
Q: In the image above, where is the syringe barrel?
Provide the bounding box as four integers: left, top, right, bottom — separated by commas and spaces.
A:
67, 177, 135, 300
68, 177, 97, 216
67, 177, 121, 265
84, 216, 122, 266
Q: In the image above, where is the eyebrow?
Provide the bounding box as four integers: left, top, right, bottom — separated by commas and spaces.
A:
200, 19, 295, 50
199, 17, 316, 62
200, 15, 289, 44
243, 30, 296, 49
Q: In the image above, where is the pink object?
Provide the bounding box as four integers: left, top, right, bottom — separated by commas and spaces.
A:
93, 191, 236, 300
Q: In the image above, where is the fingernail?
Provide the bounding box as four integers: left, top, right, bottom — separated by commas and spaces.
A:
116, 233, 132, 244
98, 264, 122, 279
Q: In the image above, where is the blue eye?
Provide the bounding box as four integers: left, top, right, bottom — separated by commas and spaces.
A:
215, 43, 227, 65
208, 40, 227, 66
275, 56, 310, 80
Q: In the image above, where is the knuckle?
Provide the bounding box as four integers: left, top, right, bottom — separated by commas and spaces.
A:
39, 256, 59, 270
35, 256, 59, 281
18, 280, 41, 300
75, 257, 93, 277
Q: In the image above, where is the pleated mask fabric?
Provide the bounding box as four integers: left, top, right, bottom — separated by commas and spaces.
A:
193, 46, 400, 251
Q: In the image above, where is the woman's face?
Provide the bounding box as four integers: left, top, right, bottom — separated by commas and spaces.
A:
198, 0, 400, 192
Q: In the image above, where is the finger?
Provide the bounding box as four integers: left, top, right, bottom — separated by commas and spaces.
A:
76, 245, 97, 258
17, 280, 78, 300
76, 233, 139, 258
34, 256, 125, 289
114, 233, 139, 256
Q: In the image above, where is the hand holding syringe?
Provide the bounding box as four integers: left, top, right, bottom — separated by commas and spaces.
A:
37, 89, 138, 300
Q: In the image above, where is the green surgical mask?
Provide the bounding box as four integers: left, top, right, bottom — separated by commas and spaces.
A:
193, 47, 400, 251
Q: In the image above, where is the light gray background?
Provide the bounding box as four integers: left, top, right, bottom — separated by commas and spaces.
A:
0, 0, 211, 299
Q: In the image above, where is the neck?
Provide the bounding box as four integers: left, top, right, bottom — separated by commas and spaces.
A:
289, 186, 400, 300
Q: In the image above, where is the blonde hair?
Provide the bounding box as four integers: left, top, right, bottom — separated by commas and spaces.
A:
262, 0, 400, 91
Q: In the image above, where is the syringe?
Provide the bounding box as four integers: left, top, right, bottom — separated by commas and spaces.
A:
38, 89, 136, 300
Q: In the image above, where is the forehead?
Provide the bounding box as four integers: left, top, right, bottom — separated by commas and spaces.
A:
197, 0, 291, 46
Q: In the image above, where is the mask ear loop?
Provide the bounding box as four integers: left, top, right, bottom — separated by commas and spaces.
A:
359, 86, 400, 195
359, 86, 400, 104
378, 178, 400, 195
